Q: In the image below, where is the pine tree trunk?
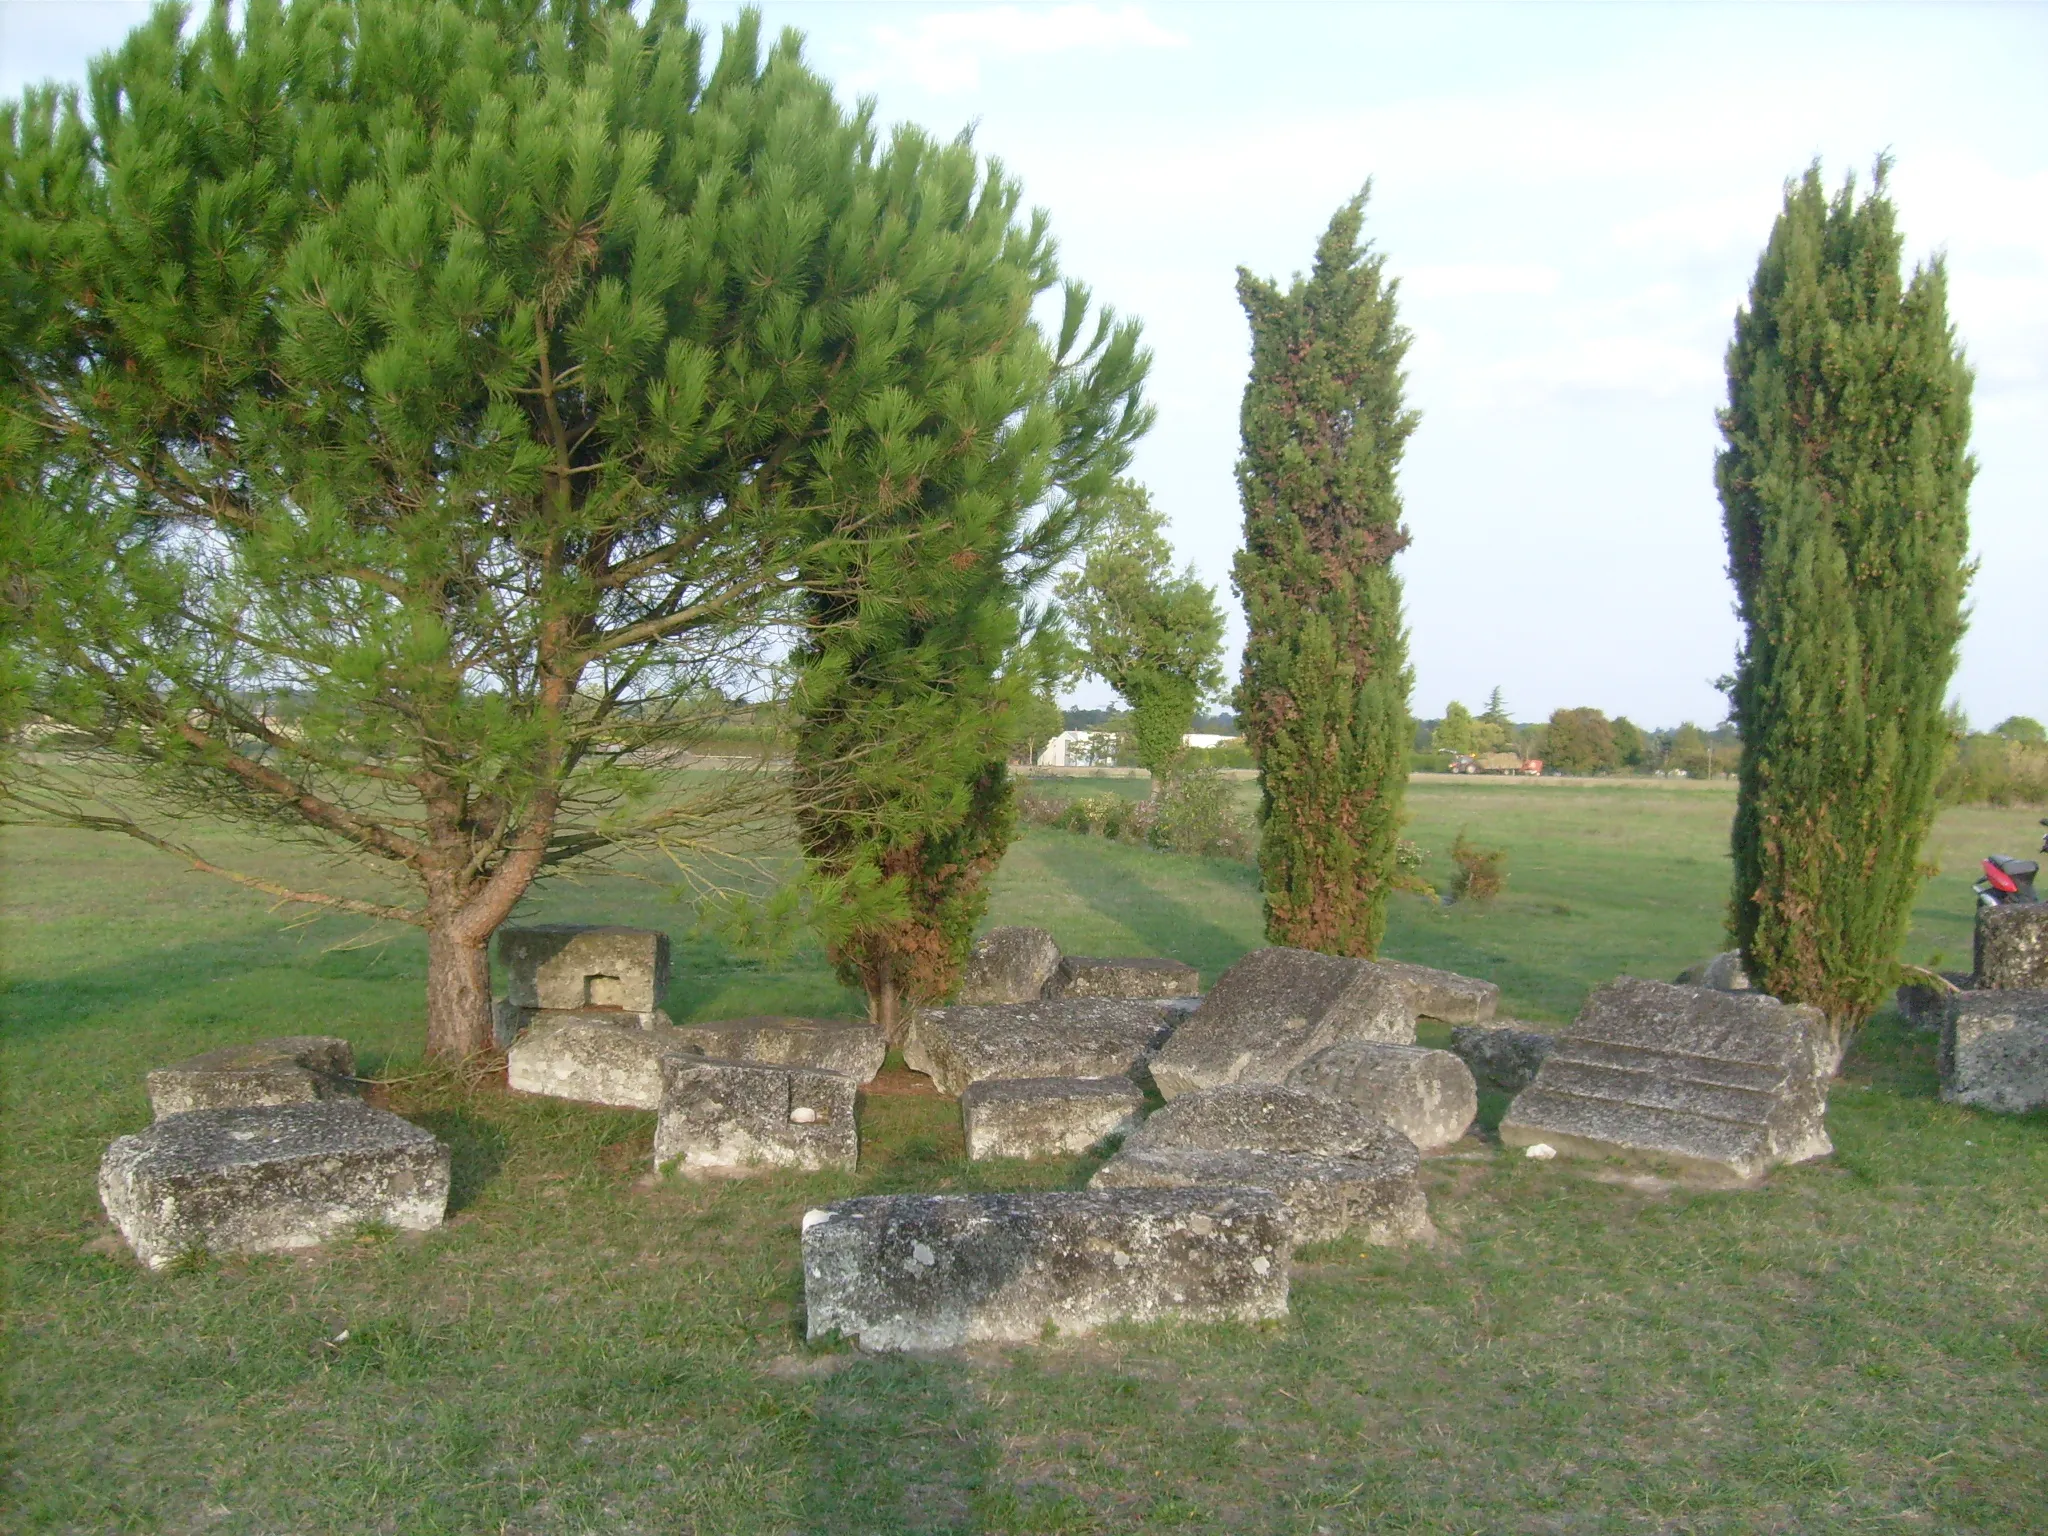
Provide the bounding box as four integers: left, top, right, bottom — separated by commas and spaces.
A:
869, 953, 904, 1047
425, 922, 495, 1060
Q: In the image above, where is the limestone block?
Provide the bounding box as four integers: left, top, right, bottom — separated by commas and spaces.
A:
1147, 947, 1415, 1101
99, 1100, 449, 1270
147, 1036, 357, 1119
667, 1017, 887, 1083
493, 1002, 671, 1051
800, 1188, 1290, 1351
653, 1057, 857, 1173
961, 1076, 1145, 1161
1045, 956, 1201, 1001
957, 927, 1063, 1005
1675, 951, 1753, 992
1974, 905, 2048, 990
904, 998, 1182, 1097
1449, 1021, 1558, 1096
495, 924, 670, 1013
1941, 990, 2048, 1114
1499, 977, 1832, 1183
1286, 1040, 1477, 1151
507, 1015, 680, 1109
1091, 1083, 1430, 1245
1373, 961, 1499, 1024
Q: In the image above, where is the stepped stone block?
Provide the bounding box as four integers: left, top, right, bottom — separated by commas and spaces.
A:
99, 1100, 449, 1270
904, 998, 1182, 1097
1286, 1040, 1477, 1151
1374, 961, 1499, 1024
1974, 905, 2048, 990
961, 1076, 1145, 1161
1045, 956, 1201, 1001
496, 925, 670, 1013
1148, 947, 1414, 1101
147, 1036, 357, 1119
1498, 977, 1832, 1183
668, 1017, 887, 1083
1941, 990, 2048, 1114
800, 1188, 1290, 1351
653, 1057, 858, 1173
1449, 1022, 1557, 1096
957, 927, 1063, 1005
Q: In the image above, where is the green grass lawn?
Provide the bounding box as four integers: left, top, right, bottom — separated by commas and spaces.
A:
4, 780, 2044, 1533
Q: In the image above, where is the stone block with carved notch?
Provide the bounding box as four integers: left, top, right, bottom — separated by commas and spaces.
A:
495, 924, 671, 1013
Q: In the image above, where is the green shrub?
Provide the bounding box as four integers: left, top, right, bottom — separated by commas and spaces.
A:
1938, 736, 2048, 807
1450, 829, 1508, 903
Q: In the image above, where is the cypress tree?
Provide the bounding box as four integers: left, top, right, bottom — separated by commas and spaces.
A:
1719, 161, 1974, 1060
1233, 189, 1416, 956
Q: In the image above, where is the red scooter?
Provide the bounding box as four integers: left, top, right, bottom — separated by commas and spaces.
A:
1974, 820, 2047, 907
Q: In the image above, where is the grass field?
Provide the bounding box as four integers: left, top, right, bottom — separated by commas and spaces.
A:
4, 779, 2045, 1533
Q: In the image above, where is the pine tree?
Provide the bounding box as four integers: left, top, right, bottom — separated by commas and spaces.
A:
1719, 161, 1974, 1059
0, 0, 1138, 1057
1233, 189, 1416, 956
1056, 479, 1225, 784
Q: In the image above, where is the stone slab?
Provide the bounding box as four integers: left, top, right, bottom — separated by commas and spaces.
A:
1449, 1022, 1558, 1097
506, 1015, 683, 1109
800, 1188, 1290, 1351
653, 1057, 858, 1173
1147, 947, 1415, 1101
147, 1036, 358, 1119
1499, 977, 1832, 1183
904, 998, 1182, 1097
1092, 1083, 1430, 1245
667, 1017, 887, 1083
956, 927, 1063, 1005
961, 1076, 1146, 1161
493, 1002, 671, 1050
1286, 1040, 1478, 1151
1374, 961, 1499, 1024
1045, 956, 1202, 1001
1975, 905, 2048, 990
99, 1100, 449, 1270
496, 924, 671, 1012
1941, 990, 2048, 1114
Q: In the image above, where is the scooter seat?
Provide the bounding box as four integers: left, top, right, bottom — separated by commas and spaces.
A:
1997, 859, 2040, 878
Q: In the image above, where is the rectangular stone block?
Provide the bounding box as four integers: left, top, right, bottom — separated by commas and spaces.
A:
493, 1002, 670, 1050
801, 1188, 1291, 1351
1286, 1039, 1477, 1151
147, 1036, 357, 1119
99, 1100, 449, 1270
1373, 961, 1499, 1024
653, 1057, 858, 1173
1045, 956, 1201, 1000
506, 1015, 678, 1108
1974, 905, 2048, 990
668, 1017, 887, 1083
496, 925, 671, 1012
1448, 1021, 1557, 1097
1942, 990, 2048, 1113
1148, 947, 1415, 1101
1499, 977, 1832, 1184
961, 1076, 1145, 1160
956, 927, 1063, 1005
905, 998, 1182, 1097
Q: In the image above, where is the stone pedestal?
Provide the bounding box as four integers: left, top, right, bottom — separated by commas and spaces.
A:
1941, 990, 2048, 1113
1975, 905, 2048, 990
961, 1076, 1145, 1160
496, 925, 670, 1012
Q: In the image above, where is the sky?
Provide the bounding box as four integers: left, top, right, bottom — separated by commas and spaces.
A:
6, 1, 2043, 729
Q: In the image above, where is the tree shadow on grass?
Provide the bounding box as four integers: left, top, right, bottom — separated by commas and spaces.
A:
1029, 837, 1252, 979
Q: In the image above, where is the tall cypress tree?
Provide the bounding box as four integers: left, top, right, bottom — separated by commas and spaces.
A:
1719, 161, 1973, 1059
1233, 189, 1416, 956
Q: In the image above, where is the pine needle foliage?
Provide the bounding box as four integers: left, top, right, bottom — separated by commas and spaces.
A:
1232, 188, 1416, 956
1719, 161, 1974, 1052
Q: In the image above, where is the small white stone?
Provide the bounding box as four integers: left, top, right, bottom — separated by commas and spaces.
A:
911, 1241, 936, 1268
1188, 1214, 1215, 1236
1251, 1255, 1271, 1276
1524, 1142, 1557, 1160
801, 1208, 832, 1232
1111, 1249, 1130, 1268
789, 1106, 820, 1124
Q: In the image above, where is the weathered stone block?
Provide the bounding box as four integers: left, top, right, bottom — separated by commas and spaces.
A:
800, 1188, 1290, 1351
1941, 990, 2048, 1113
1045, 955, 1201, 1001
1974, 905, 2048, 990
507, 1015, 680, 1108
1091, 1083, 1430, 1245
1675, 951, 1753, 992
493, 1002, 671, 1051
1286, 1040, 1477, 1151
496, 924, 670, 1012
1895, 972, 1973, 1031
1374, 961, 1499, 1024
667, 1017, 887, 1083
147, 1036, 357, 1119
99, 1100, 449, 1270
1147, 947, 1414, 1101
956, 927, 1063, 1005
1499, 977, 1832, 1183
961, 1076, 1145, 1161
904, 998, 1182, 1097
1449, 1021, 1558, 1096
653, 1057, 858, 1173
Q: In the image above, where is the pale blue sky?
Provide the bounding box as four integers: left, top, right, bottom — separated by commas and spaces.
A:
7, 1, 2043, 728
